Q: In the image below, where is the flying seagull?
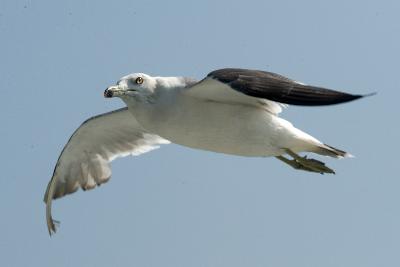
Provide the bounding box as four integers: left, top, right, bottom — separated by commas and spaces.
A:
44, 68, 371, 234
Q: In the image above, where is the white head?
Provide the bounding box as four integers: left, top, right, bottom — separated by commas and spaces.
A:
104, 72, 193, 104
104, 73, 158, 102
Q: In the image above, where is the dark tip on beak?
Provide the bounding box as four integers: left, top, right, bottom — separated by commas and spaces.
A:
104, 89, 113, 98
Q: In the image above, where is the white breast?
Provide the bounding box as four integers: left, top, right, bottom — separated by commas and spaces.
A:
125, 92, 297, 157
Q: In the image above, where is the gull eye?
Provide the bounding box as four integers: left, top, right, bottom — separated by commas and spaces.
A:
135, 77, 144, 84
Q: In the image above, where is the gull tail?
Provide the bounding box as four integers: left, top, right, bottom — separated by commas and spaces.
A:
315, 144, 353, 158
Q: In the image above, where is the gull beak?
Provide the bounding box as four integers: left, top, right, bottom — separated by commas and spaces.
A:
104, 85, 123, 98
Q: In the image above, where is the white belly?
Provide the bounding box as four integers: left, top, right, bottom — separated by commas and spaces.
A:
125, 96, 319, 157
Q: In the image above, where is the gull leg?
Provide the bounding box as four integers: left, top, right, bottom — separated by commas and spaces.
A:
285, 149, 335, 174
276, 149, 335, 174
276, 156, 320, 173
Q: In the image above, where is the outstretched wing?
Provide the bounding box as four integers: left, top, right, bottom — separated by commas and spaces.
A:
185, 68, 367, 114
44, 107, 170, 234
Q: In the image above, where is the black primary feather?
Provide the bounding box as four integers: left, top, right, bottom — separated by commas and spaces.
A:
208, 68, 371, 106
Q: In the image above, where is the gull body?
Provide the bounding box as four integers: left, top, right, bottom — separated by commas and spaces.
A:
120, 77, 319, 157
44, 68, 370, 234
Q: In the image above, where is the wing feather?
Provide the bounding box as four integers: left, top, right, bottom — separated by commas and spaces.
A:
184, 68, 368, 114
207, 68, 367, 106
44, 107, 169, 234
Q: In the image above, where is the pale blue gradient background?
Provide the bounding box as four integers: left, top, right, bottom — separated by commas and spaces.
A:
1, 0, 399, 266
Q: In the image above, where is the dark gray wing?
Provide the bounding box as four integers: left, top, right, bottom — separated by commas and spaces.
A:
207, 68, 368, 106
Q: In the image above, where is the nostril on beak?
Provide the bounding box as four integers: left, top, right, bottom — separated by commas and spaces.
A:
104, 89, 113, 98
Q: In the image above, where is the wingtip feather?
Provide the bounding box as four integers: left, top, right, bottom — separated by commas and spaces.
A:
362, 92, 377, 98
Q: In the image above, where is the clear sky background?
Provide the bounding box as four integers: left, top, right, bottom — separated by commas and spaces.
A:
1, 0, 399, 266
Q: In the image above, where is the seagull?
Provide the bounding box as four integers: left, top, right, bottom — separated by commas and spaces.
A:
44, 68, 371, 234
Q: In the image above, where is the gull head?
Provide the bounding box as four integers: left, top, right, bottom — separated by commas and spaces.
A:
104, 73, 157, 101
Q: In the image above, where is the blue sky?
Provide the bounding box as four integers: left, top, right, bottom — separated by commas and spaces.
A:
1, 0, 399, 266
